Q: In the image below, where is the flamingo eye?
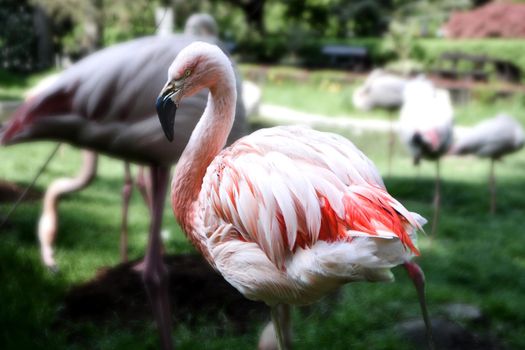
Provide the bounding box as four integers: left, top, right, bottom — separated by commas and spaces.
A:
184, 69, 192, 77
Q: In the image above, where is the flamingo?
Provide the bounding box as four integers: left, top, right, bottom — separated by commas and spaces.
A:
184, 13, 219, 37
156, 42, 432, 349
1, 35, 246, 350
450, 114, 524, 213
12, 13, 245, 269
22, 74, 143, 266
399, 77, 454, 235
353, 69, 408, 175
352, 69, 407, 111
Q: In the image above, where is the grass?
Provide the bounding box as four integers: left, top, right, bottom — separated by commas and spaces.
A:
2, 133, 525, 349
0, 69, 59, 101
1, 68, 525, 349
241, 64, 525, 126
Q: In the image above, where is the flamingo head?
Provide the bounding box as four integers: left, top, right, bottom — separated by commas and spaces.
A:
156, 41, 232, 142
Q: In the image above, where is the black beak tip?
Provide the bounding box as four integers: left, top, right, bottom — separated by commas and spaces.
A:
156, 95, 177, 142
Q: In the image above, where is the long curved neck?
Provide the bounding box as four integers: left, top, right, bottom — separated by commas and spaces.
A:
171, 74, 236, 233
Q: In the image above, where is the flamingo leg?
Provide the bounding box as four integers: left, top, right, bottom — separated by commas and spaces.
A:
387, 111, 395, 177
260, 304, 292, 350
120, 162, 133, 263
136, 166, 153, 214
403, 262, 434, 350
270, 305, 286, 350
489, 158, 496, 215
38, 150, 98, 270
279, 304, 292, 350
143, 165, 172, 350
430, 160, 441, 236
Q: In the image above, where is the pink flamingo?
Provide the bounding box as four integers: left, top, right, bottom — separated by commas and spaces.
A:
156, 42, 432, 349
1, 35, 246, 350
398, 78, 454, 235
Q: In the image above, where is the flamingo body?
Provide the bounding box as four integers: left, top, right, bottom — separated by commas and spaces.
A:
398, 77, 454, 235
450, 114, 524, 214
352, 69, 407, 111
451, 114, 524, 158
1, 35, 246, 165
399, 78, 454, 164
193, 126, 425, 305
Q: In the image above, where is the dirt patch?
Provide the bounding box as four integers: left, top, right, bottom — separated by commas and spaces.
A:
0, 180, 42, 203
57, 254, 267, 332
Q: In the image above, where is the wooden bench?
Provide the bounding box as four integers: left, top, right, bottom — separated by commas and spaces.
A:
321, 45, 370, 71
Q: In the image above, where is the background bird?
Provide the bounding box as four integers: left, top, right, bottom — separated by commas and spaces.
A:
184, 13, 219, 37
450, 113, 525, 213
352, 69, 407, 111
8, 14, 246, 270
398, 77, 454, 235
1, 35, 247, 350
353, 69, 408, 175
22, 75, 133, 266
157, 41, 432, 350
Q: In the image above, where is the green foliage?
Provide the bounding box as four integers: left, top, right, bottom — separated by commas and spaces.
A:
236, 36, 389, 66
0, 0, 38, 72
101, 1, 157, 45
32, 0, 158, 56
417, 39, 525, 81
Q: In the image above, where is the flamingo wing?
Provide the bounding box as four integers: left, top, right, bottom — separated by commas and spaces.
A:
201, 126, 423, 270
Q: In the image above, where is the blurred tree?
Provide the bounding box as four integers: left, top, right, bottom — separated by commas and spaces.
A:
197, 0, 265, 35
382, 0, 472, 74
0, 0, 38, 72
31, 0, 157, 59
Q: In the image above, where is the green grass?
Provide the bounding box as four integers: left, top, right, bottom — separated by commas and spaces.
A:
0, 69, 58, 101
1, 69, 525, 348
261, 81, 525, 126
2, 132, 525, 349
252, 66, 525, 126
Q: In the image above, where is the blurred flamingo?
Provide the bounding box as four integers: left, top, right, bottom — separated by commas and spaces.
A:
156, 42, 432, 349
22, 76, 144, 266
352, 69, 407, 111
450, 114, 524, 213
30, 13, 260, 267
399, 77, 454, 235
1, 35, 246, 350
353, 69, 408, 175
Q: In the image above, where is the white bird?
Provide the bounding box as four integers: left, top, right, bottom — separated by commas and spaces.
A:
450, 114, 524, 213
353, 69, 409, 175
399, 77, 454, 235
352, 69, 407, 111
156, 42, 432, 349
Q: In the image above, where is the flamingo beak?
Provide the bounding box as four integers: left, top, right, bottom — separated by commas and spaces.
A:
156, 81, 182, 142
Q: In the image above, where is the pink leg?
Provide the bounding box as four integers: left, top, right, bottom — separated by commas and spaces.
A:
143, 166, 172, 350
430, 160, 441, 236
38, 150, 98, 270
136, 166, 153, 214
260, 304, 292, 350
120, 162, 133, 263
